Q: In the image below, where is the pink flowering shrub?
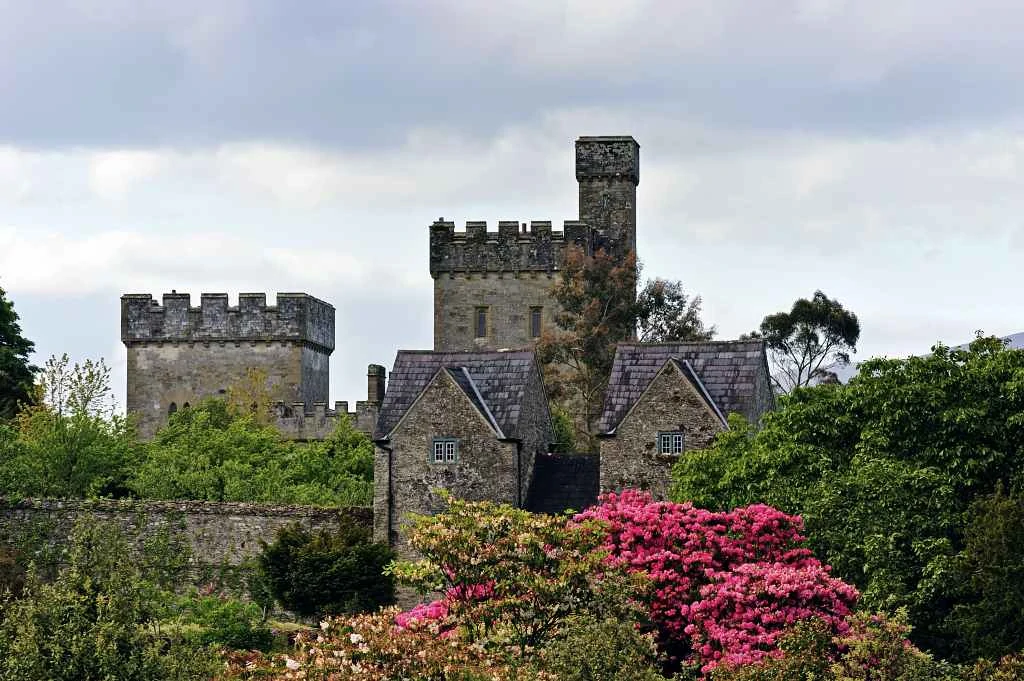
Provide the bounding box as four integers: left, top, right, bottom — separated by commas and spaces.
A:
576, 490, 858, 672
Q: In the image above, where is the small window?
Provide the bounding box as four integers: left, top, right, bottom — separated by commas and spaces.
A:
474, 307, 488, 338
530, 307, 542, 339
168, 402, 178, 416
432, 438, 459, 464
658, 431, 684, 455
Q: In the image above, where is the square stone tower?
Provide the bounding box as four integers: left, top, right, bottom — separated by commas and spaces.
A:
430, 135, 639, 352
121, 292, 334, 439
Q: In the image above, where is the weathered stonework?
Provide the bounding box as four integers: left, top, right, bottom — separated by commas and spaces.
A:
373, 371, 519, 555
599, 361, 725, 500
0, 498, 371, 567
431, 136, 640, 352
122, 292, 335, 439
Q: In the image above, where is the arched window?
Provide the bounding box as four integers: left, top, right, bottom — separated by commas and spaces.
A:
182, 402, 191, 410
168, 402, 178, 416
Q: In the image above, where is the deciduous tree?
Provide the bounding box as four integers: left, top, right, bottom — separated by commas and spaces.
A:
0, 287, 37, 420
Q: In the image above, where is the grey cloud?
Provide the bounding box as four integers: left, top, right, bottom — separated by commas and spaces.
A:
4, 0, 1024, 150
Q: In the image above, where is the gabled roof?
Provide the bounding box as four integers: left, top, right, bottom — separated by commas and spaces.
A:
598, 340, 770, 434
374, 350, 539, 440
670, 358, 728, 428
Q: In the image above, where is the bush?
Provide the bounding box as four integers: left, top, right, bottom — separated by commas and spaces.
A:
180, 592, 274, 651
258, 521, 394, 618
539, 615, 663, 681
0, 518, 216, 681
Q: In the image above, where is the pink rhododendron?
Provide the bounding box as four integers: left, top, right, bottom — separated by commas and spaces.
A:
575, 490, 858, 672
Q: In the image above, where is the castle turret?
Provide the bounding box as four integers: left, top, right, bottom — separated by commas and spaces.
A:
429, 136, 640, 352
575, 136, 640, 259
121, 292, 335, 439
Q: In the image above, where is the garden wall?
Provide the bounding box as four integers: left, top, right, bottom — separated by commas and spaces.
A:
0, 498, 372, 568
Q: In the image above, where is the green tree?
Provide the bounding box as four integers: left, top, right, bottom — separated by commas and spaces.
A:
0, 286, 37, 420
636, 277, 716, 343
0, 354, 136, 498
131, 399, 372, 505
672, 337, 1024, 659
751, 290, 860, 393
258, 521, 394, 619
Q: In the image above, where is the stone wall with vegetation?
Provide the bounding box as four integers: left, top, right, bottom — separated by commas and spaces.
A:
0, 498, 371, 568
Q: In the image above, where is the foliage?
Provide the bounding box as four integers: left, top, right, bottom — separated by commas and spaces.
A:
749, 290, 860, 393
710, 612, 955, 681
671, 336, 1024, 659
577, 490, 857, 673
131, 399, 373, 505
538, 246, 639, 441
0, 354, 137, 498
220, 608, 520, 681
258, 521, 394, 618
945, 486, 1024, 658
224, 366, 280, 426
538, 614, 664, 681
387, 493, 646, 658
179, 591, 275, 651
637, 277, 716, 343
0, 517, 217, 681
0, 545, 25, 598
0, 286, 37, 420
550, 405, 577, 452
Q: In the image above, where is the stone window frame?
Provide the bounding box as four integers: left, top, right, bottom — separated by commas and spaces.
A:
657, 431, 684, 456
529, 306, 543, 339
474, 306, 489, 339
431, 437, 459, 464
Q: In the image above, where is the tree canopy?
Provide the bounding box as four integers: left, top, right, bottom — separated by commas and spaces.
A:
751, 290, 860, 393
671, 336, 1024, 660
0, 287, 37, 420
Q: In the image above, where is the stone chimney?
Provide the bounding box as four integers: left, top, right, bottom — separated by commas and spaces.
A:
367, 364, 386, 404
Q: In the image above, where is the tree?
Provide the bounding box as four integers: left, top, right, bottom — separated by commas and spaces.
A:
538, 247, 638, 441
0, 287, 37, 420
751, 290, 860, 393
0, 355, 136, 498
671, 336, 1024, 659
636, 278, 716, 343
258, 521, 394, 618
539, 248, 715, 443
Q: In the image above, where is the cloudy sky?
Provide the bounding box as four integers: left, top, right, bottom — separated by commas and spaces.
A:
3, 0, 1024, 407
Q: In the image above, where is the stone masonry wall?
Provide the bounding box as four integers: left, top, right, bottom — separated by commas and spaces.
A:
126, 341, 307, 439
0, 498, 371, 567
433, 271, 559, 352
512, 361, 554, 504
373, 371, 518, 556
599, 362, 726, 500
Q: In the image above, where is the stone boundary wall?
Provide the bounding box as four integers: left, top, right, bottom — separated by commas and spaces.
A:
0, 498, 372, 568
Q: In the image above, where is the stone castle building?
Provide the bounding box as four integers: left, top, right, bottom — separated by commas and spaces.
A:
430, 136, 639, 351
121, 135, 774, 553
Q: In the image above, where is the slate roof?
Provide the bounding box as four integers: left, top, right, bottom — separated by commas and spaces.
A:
597, 340, 770, 434
374, 350, 538, 440
525, 453, 600, 515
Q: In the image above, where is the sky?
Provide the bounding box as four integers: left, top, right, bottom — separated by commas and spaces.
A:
3, 0, 1024, 408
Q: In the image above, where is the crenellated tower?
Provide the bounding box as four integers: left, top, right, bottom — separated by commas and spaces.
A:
430, 135, 640, 352
121, 292, 335, 439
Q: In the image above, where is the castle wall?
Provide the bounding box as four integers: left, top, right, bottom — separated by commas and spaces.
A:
0, 498, 371, 568
433, 271, 559, 351
127, 341, 307, 439
599, 362, 725, 500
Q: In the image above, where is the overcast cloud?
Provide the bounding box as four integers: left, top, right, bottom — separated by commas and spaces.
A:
2, 0, 1024, 407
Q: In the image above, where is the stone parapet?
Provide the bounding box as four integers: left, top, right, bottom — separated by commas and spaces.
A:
428, 219, 592, 276
121, 292, 335, 354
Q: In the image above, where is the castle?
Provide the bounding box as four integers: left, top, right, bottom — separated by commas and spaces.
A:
121, 136, 774, 550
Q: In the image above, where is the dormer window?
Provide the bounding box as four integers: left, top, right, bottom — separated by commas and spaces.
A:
432, 438, 459, 464
658, 431, 684, 455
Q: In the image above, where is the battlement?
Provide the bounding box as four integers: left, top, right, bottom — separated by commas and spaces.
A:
121, 292, 335, 353
428, 219, 592, 276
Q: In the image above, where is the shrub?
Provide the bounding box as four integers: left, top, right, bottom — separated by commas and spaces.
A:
538, 614, 663, 681
258, 521, 394, 618
0, 518, 216, 681
180, 592, 275, 651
